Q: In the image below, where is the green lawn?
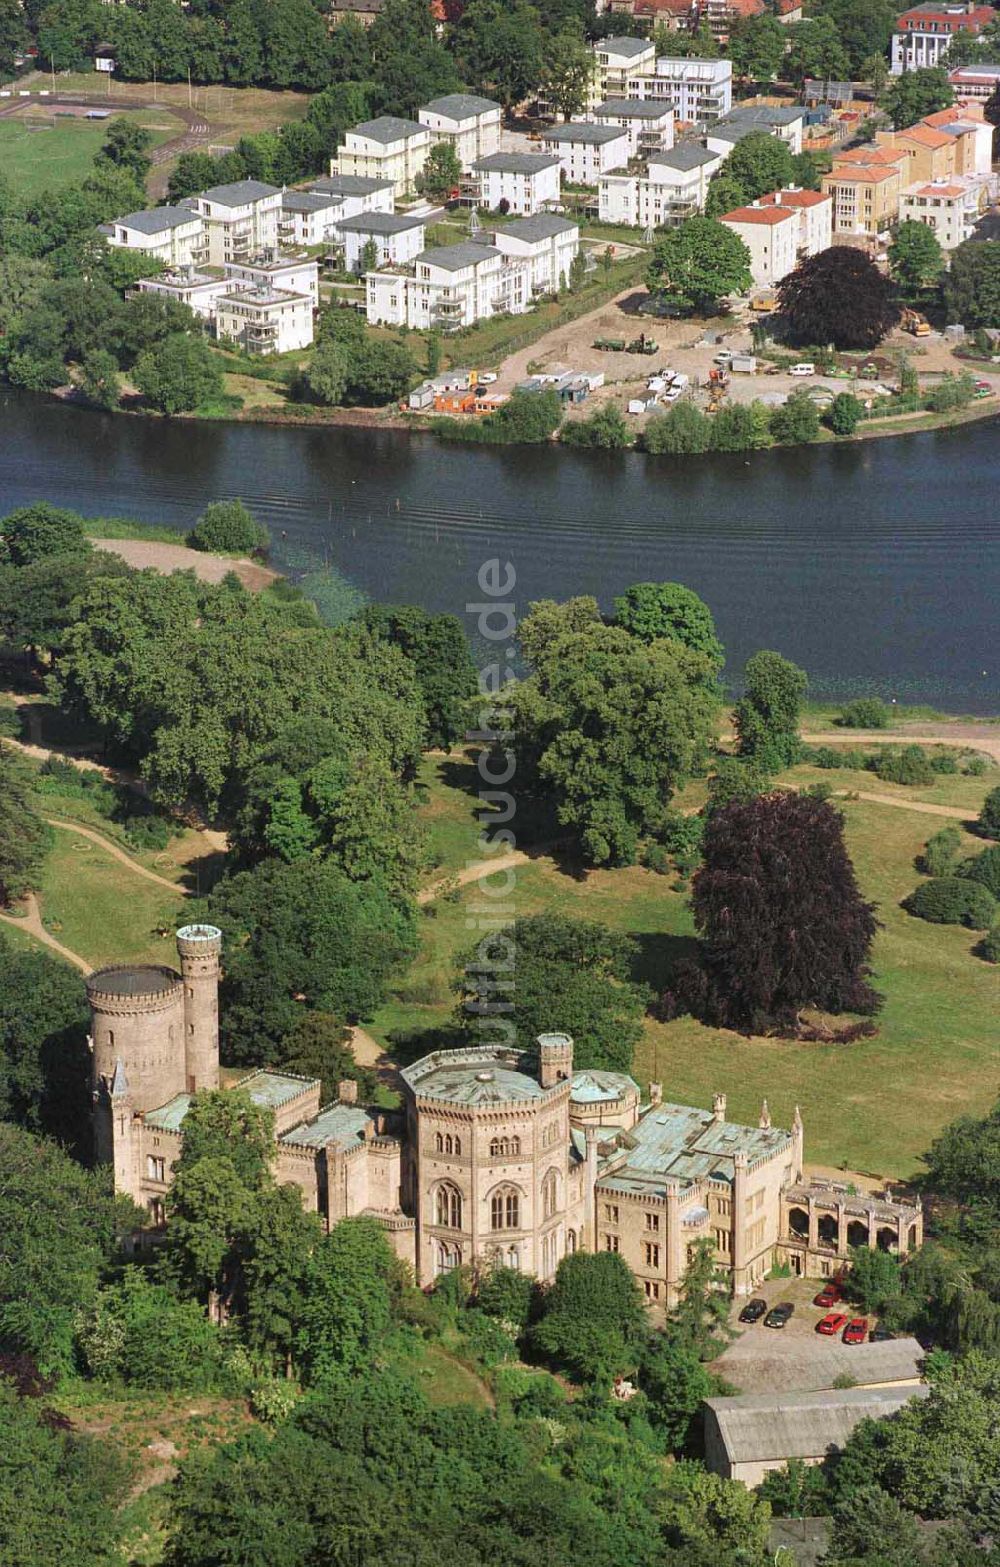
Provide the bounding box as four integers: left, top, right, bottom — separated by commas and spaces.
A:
0, 108, 180, 194
38, 830, 187, 968
371, 754, 1000, 1181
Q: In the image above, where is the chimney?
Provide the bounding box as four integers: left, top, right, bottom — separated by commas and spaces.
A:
649, 1081, 663, 1107
339, 1078, 359, 1104
712, 1091, 726, 1123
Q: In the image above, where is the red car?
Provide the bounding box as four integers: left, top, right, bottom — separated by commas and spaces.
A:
814, 1284, 842, 1308
816, 1312, 849, 1336
843, 1317, 869, 1345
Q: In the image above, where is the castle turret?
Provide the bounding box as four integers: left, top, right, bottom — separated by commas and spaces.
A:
87, 963, 186, 1115
538, 1032, 574, 1088
176, 924, 222, 1093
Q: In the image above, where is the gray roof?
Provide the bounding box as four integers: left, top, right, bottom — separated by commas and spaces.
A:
200, 179, 280, 206
87, 964, 179, 998
599, 35, 655, 57
473, 151, 560, 174
544, 121, 627, 145
351, 115, 425, 144
281, 1102, 371, 1149
709, 124, 771, 145
401, 1046, 544, 1104
496, 213, 578, 241
705, 1385, 929, 1466
721, 104, 804, 127
595, 98, 674, 119
116, 205, 200, 234
714, 1337, 928, 1397
570, 1069, 640, 1105
233, 1069, 320, 1109
613, 1100, 793, 1193
417, 241, 501, 270
308, 174, 395, 196
337, 212, 426, 234
421, 92, 500, 121
283, 191, 342, 213
650, 141, 720, 170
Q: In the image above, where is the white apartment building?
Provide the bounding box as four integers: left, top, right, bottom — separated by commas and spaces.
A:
418, 93, 502, 170
592, 99, 675, 158
589, 36, 656, 109
135, 271, 230, 320
492, 214, 580, 294
707, 104, 805, 155
280, 190, 344, 247
541, 122, 630, 184
223, 255, 320, 309
899, 176, 990, 247
191, 181, 282, 266
891, 2, 994, 74
366, 241, 530, 331
759, 187, 832, 255
307, 174, 396, 221
333, 116, 432, 196
923, 107, 995, 175
947, 62, 1000, 101
338, 212, 427, 272
720, 202, 799, 289
107, 207, 206, 268
627, 57, 733, 124
215, 287, 315, 355
472, 152, 562, 215
599, 141, 722, 226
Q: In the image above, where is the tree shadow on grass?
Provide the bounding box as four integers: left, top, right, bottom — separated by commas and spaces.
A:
631, 930, 702, 998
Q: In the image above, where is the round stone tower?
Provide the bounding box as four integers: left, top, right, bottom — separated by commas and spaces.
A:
176, 924, 222, 1094
87, 964, 186, 1115
538, 1032, 574, 1088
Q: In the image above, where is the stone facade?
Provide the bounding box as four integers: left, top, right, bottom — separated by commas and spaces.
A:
90, 933, 921, 1300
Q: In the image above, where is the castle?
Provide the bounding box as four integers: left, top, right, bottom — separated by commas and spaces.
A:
90, 927, 922, 1305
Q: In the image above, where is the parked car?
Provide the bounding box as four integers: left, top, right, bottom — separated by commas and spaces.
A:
814, 1284, 842, 1308
973, 379, 993, 399
816, 1312, 849, 1336
477, 372, 498, 385
714, 349, 734, 366
739, 1297, 768, 1323
764, 1302, 795, 1329
789, 363, 815, 376
869, 1325, 896, 1342
843, 1317, 869, 1344
662, 385, 683, 403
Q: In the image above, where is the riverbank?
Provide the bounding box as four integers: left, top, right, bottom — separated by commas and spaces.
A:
93, 537, 278, 592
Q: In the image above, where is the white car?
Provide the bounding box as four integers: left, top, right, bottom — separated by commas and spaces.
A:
476, 372, 498, 385
714, 349, 734, 366
661, 385, 683, 403
789, 363, 815, 376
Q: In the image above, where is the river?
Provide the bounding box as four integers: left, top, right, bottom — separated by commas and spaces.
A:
1, 392, 998, 710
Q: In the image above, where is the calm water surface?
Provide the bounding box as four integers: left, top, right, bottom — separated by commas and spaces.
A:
1, 392, 998, 710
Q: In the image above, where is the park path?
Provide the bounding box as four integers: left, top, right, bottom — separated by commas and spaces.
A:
44, 818, 191, 895
348, 1025, 402, 1092
416, 847, 543, 906
806, 728, 1000, 763
842, 790, 970, 821
0, 893, 90, 973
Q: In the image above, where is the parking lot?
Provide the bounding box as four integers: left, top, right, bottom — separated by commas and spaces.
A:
713, 1275, 896, 1394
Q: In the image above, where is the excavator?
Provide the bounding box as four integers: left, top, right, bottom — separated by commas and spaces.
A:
901, 307, 931, 337
707, 366, 729, 413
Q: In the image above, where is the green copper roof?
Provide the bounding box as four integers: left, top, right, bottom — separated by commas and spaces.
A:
233, 1070, 320, 1109
570, 1069, 639, 1105
619, 1101, 792, 1187
281, 1103, 370, 1149
401, 1047, 544, 1105
145, 1093, 192, 1132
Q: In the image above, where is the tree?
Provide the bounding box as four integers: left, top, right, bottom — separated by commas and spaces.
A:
0, 0, 29, 76
756, 1459, 832, 1518
977, 786, 1000, 840
661, 1462, 772, 1559
76, 1268, 226, 1390
357, 603, 477, 748
77, 349, 121, 411
511, 603, 721, 865
344, 339, 416, 406
530, 1251, 647, 1382
724, 132, 795, 203
710, 400, 772, 452
300, 337, 352, 405
559, 402, 630, 448
271, 1011, 377, 1105
846, 1245, 902, 1314
0, 501, 88, 565
862, 50, 889, 94
646, 216, 752, 314
453, 0, 546, 110
734, 648, 807, 771
296, 1216, 397, 1380
905, 876, 996, 929
0, 932, 90, 1145
188, 499, 270, 555
0, 750, 50, 908
542, 25, 594, 120
367, 0, 461, 116
784, 17, 851, 84
778, 247, 899, 350
882, 65, 954, 130
643, 400, 712, 454
0, 1123, 136, 1375
668, 1235, 731, 1357
167, 150, 222, 202
359, 236, 379, 276
690, 791, 881, 1031
639, 1335, 715, 1451
768, 388, 820, 445
889, 219, 945, 294
921, 824, 963, 876
825, 1485, 924, 1566
826, 391, 863, 436
727, 15, 785, 83
454, 913, 647, 1073
944, 240, 1000, 329
963, 844, 1000, 900
418, 140, 462, 199
94, 118, 153, 181
811, 0, 897, 74
133, 331, 224, 414
203, 856, 418, 1061
613, 582, 724, 669
704, 172, 750, 219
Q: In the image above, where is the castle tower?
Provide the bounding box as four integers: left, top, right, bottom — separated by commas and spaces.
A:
538, 1032, 574, 1088
87, 963, 186, 1116
176, 924, 222, 1094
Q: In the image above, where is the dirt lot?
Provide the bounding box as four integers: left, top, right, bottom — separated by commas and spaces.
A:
94, 538, 277, 591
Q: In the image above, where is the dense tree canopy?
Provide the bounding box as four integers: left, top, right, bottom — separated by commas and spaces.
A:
612, 582, 724, 670
646, 216, 753, 315
0, 933, 89, 1144
944, 240, 1000, 330
882, 65, 954, 130
357, 603, 478, 749
530, 1252, 648, 1382
733, 648, 807, 772
0, 749, 50, 908
889, 220, 945, 294
778, 247, 899, 350
690, 792, 881, 1032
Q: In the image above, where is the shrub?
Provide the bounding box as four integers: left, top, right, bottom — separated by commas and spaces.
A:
711, 400, 772, 452
560, 404, 630, 449
643, 401, 711, 455
978, 925, 1000, 963
871, 745, 934, 786
838, 698, 890, 729
928, 750, 958, 774
905, 876, 997, 929
920, 825, 962, 877
642, 842, 672, 875
965, 755, 988, 777
768, 389, 820, 445
805, 745, 847, 769
121, 815, 172, 851
826, 392, 863, 436
976, 786, 1000, 839
960, 845, 1000, 900
188, 499, 270, 556
924, 371, 976, 413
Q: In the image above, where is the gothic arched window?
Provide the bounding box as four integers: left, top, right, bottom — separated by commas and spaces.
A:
541, 1169, 558, 1220
490, 1186, 520, 1230
435, 1183, 462, 1229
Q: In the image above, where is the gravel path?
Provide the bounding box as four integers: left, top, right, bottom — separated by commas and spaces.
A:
0, 893, 90, 973
45, 818, 191, 895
